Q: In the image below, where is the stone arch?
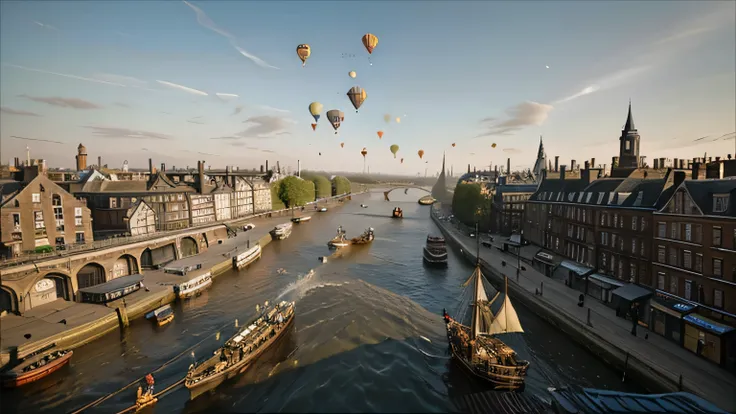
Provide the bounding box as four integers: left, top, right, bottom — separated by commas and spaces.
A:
0, 285, 18, 314
76, 262, 106, 290
112, 254, 139, 279
180, 236, 199, 258
41, 272, 73, 302
140, 248, 153, 269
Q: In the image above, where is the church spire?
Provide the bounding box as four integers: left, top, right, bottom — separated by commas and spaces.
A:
624, 99, 636, 131
441, 151, 446, 175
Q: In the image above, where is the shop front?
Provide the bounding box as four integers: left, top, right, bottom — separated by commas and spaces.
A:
612, 283, 653, 328
533, 250, 559, 278
556, 260, 594, 290
683, 313, 736, 367
649, 293, 696, 345
586, 273, 624, 308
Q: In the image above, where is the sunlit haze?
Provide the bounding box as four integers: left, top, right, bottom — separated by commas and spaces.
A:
1, 1, 734, 174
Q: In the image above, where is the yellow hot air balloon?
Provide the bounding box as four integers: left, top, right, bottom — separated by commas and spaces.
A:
418, 150, 425, 159
491, 143, 497, 148
383, 114, 391, 123
390, 144, 399, 158
395, 117, 401, 123
349, 71, 357, 78
362, 33, 379, 54
296, 44, 311, 67
309, 102, 323, 123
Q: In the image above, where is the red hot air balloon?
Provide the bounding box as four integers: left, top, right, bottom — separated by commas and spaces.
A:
311, 123, 317, 131
377, 131, 384, 139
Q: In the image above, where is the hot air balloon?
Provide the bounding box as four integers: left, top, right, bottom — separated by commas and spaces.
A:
361, 147, 368, 158
362, 33, 379, 54
340, 142, 345, 148
349, 71, 357, 78
296, 44, 311, 67
319, 152, 322, 156
326, 109, 342, 134
377, 131, 384, 139
390, 144, 399, 158
491, 143, 497, 148
383, 114, 391, 123
400, 158, 404, 164
309, 102, 323, 123
452, 143, 456, 147
395, 117, 401, 123
418, 150, 425, 159
311, 123, 317, 131
347, 86, 367, 112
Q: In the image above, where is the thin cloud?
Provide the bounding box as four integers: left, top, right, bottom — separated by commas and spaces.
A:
502, 148, 523, 155
93, 73, 148, 88
3, 63, 127, 87
11, 135, 64, 144
1, 106, 42, 116
554, 66, 650, 104
83, 126, 174, 140
653, 6, 734, 47
262, 149, 276, 153
237, 115, 295, 138
232, 105, 244, 116
229, 142, 247, 147
156, 80, 208, 96
187, 119, 206, 125
114, 102, 131, 108
33, 21, 57, 30
713, 132, 736, 141
215, 93, 239, 101
19, 95, 102, 109
210, 136, 241, 140
183, 0, 280, 70
257, 105, 290, 113
475, 101, 553, 137
480, 117, 496, 124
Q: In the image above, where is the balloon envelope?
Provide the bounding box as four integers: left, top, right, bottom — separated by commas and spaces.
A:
361, 147, 368, 158
383, 114, 391, 123
326, 109, 342, 133
400, 158, 404, 164
390, 144, 399, 158
362, 33, 379, 54
452, 143, 456, 147
395, 117, 401, 123
377, 131, 384, 139
296, 44, 311, 66
349, 71, 357, 78
418, 150, 425, 159
340, 142, 345, 148
347, 86, 367, 112
309, 102, 323, 123
491, 143, 497, 148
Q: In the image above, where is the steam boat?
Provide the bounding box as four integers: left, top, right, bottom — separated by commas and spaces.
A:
185, 301, 295, 400
423, 235, 448, 266
270, 223, 293, 240
444, 227, 529, 391
1, 350, 73, 388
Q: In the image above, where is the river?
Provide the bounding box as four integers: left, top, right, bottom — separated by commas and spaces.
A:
2, 189, 644, 413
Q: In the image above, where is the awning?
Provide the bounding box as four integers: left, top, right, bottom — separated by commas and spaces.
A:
612, 284, 653, 303
534, 250, 557, 266
650, 297, 696, 318
560, 260, 594, 277
588, 273, 625, 288
78, 274, 143, 295
683, 313, 736, 336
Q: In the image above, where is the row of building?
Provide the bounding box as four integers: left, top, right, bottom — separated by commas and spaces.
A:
0, 149, 275, 259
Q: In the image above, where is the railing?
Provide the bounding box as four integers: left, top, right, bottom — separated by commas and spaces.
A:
0, 192, 361, 269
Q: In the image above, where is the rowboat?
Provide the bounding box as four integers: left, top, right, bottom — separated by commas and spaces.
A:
350, 228, 375, 245
328, 226, 349, 249
232, 244, 262, 270
392, 207, 403, 218
1, 350, 73, 388
146, 304, 174, 327
291, 216, 312, 223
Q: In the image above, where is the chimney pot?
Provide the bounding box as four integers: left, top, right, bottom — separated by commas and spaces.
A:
716, 156, 721, 162
560, 165, 567, 180
506, 158, 511, 175
554, 156, 559, 172
148, 158, 153, 174
584, 161, 590, 170
571, 160, 577, 171
591, 158, 596, 168
98, 156, 102, 169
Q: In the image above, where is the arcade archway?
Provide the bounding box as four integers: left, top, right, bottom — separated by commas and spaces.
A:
77, 262, 106, 290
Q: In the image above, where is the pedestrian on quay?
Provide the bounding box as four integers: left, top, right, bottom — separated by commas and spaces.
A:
630, 303, 640, 336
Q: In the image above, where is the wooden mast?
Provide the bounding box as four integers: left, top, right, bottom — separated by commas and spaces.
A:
471, 223, 481, 340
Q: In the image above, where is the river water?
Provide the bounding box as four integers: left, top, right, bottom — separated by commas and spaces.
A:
2, 189, 644, 413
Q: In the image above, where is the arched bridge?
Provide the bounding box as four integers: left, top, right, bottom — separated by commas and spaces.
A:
383, 186, 431, 201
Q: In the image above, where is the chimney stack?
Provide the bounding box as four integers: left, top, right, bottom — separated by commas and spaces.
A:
277, 161, 281, 174
149, 158, 153, 174
98, 156, 102, 169
198, 160, 205, 194
584, 160, 590, 170
467, 164, 471, 174
260, 165, 264, 173
161, 163, 166, 172
560, 165, 567, 181
653, 159, 659, 169
506, 158, 511, 175
716, 156, 721, 163
554, 156, 559, 172
591, 158, 596, 168
266, 160, 269, 172
571, 159, 577, 171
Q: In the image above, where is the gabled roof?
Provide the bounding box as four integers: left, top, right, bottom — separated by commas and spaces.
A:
124, 198, 153, 220
0, 175, 77, 208
682, 178, 736, 217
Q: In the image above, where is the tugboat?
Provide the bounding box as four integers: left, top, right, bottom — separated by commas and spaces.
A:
350, 227, 375, 245
185, 301, 296, 400
327, 226, 349, 249
1, 349, 73, 388
423, 235, 448, 266
444, 225, 529, 391
391, 207, 403, 218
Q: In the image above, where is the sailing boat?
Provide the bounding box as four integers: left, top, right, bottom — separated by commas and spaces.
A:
444, 225, 529, 391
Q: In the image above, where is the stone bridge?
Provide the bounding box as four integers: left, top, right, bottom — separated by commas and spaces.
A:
383, 186, 431, 201
0, 225, 230, 315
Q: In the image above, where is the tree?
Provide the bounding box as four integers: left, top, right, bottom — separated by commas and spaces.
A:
451, 183, 489, 229
331, 176, 351, 196
278, 176, 315, 208
270, 179, 286, 210
311, 175, 331, 199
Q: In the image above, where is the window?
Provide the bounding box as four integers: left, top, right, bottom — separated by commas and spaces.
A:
12, 213, 20, 228
632, 217, 638, 231
75, 217, 83, 226
630, 263, 637, 280
657, 272, 666, 290
75, 232, 85, 243
713, 227, 722, 246
632, 239, 637, 254
670, 224, 679, 240
695, 254, 703, 273
669, 247, 678, 266
109, 198, 118, 208
684, 280, 691, 300
75, 207, 82, 217
713, 194, 729, 213
683, 251, 692, 269
610, 255, 616, 272
714, 289, 724, 309
641, 218, 647, 231
640, 241, 645, 257
670, 275, 678, 295
684, 224, 692, 242
658, 222, 666, 238
713, 258, 723, 277
618, 260, 624, 278
55, 237, 65, 246
614, 214, 619, 227
612, 234, 618, 247
601, 253, 607, 269
34, 211, 45, 228
32, 193, 40, 203
658, 246, 666, 263
695, 225, 702, 243
625, 140, 631, 151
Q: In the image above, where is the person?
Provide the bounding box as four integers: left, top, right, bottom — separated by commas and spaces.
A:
140, 281, 150, 292
630, 303, 640, 336
277, 312, 284, 328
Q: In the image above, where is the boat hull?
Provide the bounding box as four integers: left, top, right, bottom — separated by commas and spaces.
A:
1, 351, 73, 388
156, 313, 175, 327
233, 246, 262, 270
270, 229, 292, 240
186, 311, 295, 400
448, 344, 526, 391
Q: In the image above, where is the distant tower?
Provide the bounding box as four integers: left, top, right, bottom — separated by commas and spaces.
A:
76, 143, 88, 171
532, 135, 547, 182
618, 100, 641, 169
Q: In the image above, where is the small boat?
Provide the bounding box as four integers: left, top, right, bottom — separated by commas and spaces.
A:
232, 244, 262, 270
291, 216, 312, 223
163, 265, 213, 299
134, 374, 157, 412
418, 195, 436, 205
327, 226, 349, 249
548, 386, 729, 414
392, 207, 403, 218
444, 226, 529, 391
1, 350, 73, 388
145, 304, 175, 327
270, 223, 293, 240
423, 235, 448, 266
185, 301, 296, 400
318, 207, 328, 212
350, 228, 375, 245
360, 204, 368, 208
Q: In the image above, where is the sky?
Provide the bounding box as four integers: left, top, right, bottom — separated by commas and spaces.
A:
1, 1, 734, 176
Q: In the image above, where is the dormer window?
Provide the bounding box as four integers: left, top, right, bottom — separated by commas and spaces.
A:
713, 194, 729, 213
